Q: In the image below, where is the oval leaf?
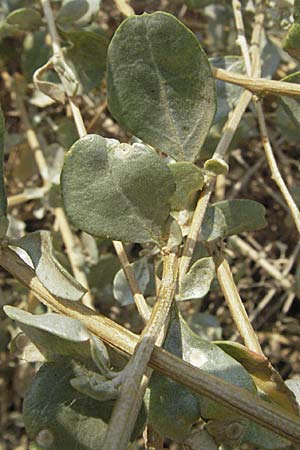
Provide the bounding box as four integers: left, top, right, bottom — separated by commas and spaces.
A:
107, 12, 216, 161
113, 257, 150, 306
4, 306, 91, 361
213, 199, 267, 237
178, 257, 215, 301
6, 8, 42, 32
12, 230, 86, 301
199, 204, 227, 243
61, 134, 175, 244
63, 30, 108, 93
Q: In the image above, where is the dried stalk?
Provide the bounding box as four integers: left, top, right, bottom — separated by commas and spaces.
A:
103, 250, 178, 450
212, 67, 300, 98
212, 244, 263, 355
255, 100, 300, 235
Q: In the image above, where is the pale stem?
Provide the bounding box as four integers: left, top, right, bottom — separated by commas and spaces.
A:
1, 246, 300, 445
179, 89, 252, 281
255, 100, 300, 236
212, 245, 263, 355
212, 67, 300, 99
232, 0, 252, 75
7, 187, 49, 207
102, 250, 179, 450
114, 0, 135, 17
112, 241, 151, 321
40, 0, 149, 321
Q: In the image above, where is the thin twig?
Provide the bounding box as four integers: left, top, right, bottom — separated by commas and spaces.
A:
212, 244, 263, 355
212, 67, 300, 98
102, 250, 179, 450
1, 246, 300, 445
179, 89, 252, 281
232, 0, 252, 75
254, 100, 300, 235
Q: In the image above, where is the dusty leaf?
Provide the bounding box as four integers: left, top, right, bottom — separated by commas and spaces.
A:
107, 12, 216, 161
4, 306, 92, 361
63, 30, 108, 93
61, 134, 175, 245
56, 0, 102, 27
199, 205, 226, 243
178, 257, 215, 301
113, 257, 150, 306
70, 373, 119, 402
12, 230, 86, 301
213, 199, 267, 237
6, 8, 42, 32
210, 56, 245, 124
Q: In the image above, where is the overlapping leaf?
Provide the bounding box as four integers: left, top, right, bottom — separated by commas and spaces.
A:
63, 30, 108, 93
178, 257, 215, 301
200, 199, 267, 242
107, 12, 216, 161
113, 257, 150, 306
4, 306, 91, 361
61, 134, 176, 244
12, 230, 86, 301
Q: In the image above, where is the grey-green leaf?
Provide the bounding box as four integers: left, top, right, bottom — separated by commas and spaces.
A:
199, 205, 227, 243
213, 199, 267, 236
4, 306, 92, 361
107, 12, 216, 161
168, 162, 204, 210
23, 361, 145, 450
178, 257, 215, 301
12, 230, 86, 301
113, 257, 150, 306
56, 0, 102, 27
63, 30, 108, 93
0, 102, 8, 238
6, 8, 42, 32
61, 134, 175, 244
